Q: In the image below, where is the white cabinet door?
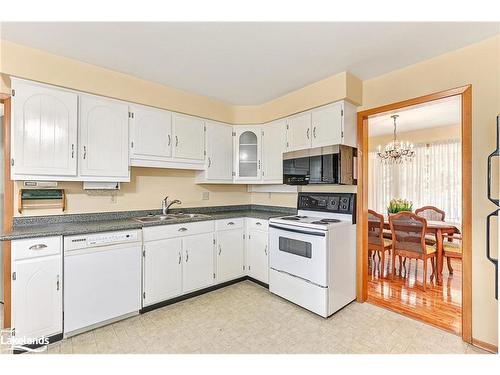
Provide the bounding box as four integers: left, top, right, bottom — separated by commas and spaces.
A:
143, 238, 182, 306
79, 95, 129, 179
262, 120, 287, 183
287, 112, 311, 152
205, 121, 233, 181
247, 229, 269, 284
234, 126, 262, 182
216, 228, 245, 282
11, 79, 78, 177
130, 105, 172, 161
182, 233, 215, 293
172, 113, 205, 161
11, 256, 62, 339
311, 102, 343, 148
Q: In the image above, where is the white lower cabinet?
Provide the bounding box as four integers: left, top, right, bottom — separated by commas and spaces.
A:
246, 219, 269, 284
182, 233, 216, 293
11, 236, 63, 340
142, 221, 215, 307
215, 219, 245, 283
143, 238, 182, 306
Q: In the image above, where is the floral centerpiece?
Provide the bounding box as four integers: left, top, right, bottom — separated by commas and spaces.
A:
387, 198, 413, 214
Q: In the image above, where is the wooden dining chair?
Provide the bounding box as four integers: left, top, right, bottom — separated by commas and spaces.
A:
415, 206, 446, 246
443, 233, 463, 275
415, 206, 445, 221
389, 212, 436, 291
368, 210, 392, 277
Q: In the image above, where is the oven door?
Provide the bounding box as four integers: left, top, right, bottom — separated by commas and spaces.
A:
269, 223, 328, 287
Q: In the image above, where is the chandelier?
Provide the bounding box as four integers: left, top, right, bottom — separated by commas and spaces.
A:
377, 115, 415, 164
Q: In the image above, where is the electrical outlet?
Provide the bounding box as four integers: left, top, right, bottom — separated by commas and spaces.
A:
202, 192, 210, 200
268, 192, 272, 198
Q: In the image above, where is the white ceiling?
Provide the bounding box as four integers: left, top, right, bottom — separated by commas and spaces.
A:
1, 22, 499, 105
368, 95, 461, 137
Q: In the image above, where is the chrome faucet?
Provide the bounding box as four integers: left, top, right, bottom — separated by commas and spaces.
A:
162, 196, 182, 215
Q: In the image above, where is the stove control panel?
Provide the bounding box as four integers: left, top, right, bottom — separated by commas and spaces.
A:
298, 193, 356, 216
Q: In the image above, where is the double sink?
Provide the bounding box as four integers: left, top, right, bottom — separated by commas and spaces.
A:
133, 212, 211, 223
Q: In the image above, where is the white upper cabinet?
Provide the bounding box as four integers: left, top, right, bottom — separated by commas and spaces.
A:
262, 120, 287, 183
172, 113, 205, 161
286, 112, 312, 152
311, 101, 357, 148
11, 79, 78, 179
130, 105, 172, 163
197, 120, 233, 182
311, 102, 343, 148
79, 95, 130, 181
234, 126, 262, 182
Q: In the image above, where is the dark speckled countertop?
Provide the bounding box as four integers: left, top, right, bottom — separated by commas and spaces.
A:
0, 205, 296, 241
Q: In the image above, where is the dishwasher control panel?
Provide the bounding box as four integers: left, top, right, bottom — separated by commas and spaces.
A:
64, 230, 141, 251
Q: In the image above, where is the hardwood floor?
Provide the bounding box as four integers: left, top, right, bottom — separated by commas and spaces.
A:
367, 254, 462, 335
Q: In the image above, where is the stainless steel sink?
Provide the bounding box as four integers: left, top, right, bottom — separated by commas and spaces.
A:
133, 213, 211, 223
167, 213, 211, 219
133, 215, 176, 223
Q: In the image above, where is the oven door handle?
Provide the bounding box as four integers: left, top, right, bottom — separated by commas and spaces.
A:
269, 224, 326, 237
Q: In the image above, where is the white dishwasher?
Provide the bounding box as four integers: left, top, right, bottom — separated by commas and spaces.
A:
63, 230, 142, 337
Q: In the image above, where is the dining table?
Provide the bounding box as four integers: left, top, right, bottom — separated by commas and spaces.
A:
373, 216, 461, 284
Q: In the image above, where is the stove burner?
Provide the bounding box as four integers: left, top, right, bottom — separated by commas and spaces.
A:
281, 215, 308, 221
311, 218, 342, 225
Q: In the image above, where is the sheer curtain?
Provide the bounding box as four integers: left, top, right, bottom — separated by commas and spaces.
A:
368, 139, 461, 223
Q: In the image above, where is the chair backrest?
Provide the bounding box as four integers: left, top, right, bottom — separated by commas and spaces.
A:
368, 209, 385, 247
389, 211, 427, 255
415, 206, 445, 221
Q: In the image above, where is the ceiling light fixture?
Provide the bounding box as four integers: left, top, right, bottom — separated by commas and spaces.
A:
377, 115, 415, 164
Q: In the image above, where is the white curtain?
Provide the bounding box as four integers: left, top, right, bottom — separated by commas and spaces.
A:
368, 139, 462, 223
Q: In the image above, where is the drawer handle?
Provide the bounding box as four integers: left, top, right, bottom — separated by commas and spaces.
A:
56, 275, 60, 291
178, 251, 181, 264
29, 244, 48, 251
178, 227, 188, 232
264, 245, 268, 256
186, 250, 189, 262
218, 245, 222, 255
168, 134, 171, 146
256, 222, 262, 226
227, 222, 235, 226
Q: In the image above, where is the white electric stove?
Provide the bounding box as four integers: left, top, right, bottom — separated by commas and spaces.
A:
268, 192, 357, 317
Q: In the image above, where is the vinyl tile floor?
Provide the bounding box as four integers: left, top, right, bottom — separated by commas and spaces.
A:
6, 281, 489, 354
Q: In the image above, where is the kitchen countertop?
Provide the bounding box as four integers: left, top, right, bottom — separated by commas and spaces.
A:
0, 205, 295, 241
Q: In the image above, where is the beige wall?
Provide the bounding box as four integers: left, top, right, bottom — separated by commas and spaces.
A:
361, 35, 500, 347
14, 168, 250, 216
368, 124, 461, 151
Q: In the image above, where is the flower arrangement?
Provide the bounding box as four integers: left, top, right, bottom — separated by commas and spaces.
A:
387, 198, 413, 214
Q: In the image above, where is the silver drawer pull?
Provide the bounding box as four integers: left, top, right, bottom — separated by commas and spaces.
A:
264, 245, 268, 256
29, 244, 48, 251
227, 222, 235, 226
186, 250, 189, 262
256, 222, 262, 226
178, 251, 181, 264
218, 245, 222, 255
178, 227, 188, 232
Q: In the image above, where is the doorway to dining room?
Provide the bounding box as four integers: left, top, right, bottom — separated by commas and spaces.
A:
356, 86, 472, 341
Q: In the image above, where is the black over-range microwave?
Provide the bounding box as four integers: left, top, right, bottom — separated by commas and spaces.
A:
283, 145, 357, 185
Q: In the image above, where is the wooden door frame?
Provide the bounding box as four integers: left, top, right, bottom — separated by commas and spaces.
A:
1, 96, 13, 328
356, 85, 472, 343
